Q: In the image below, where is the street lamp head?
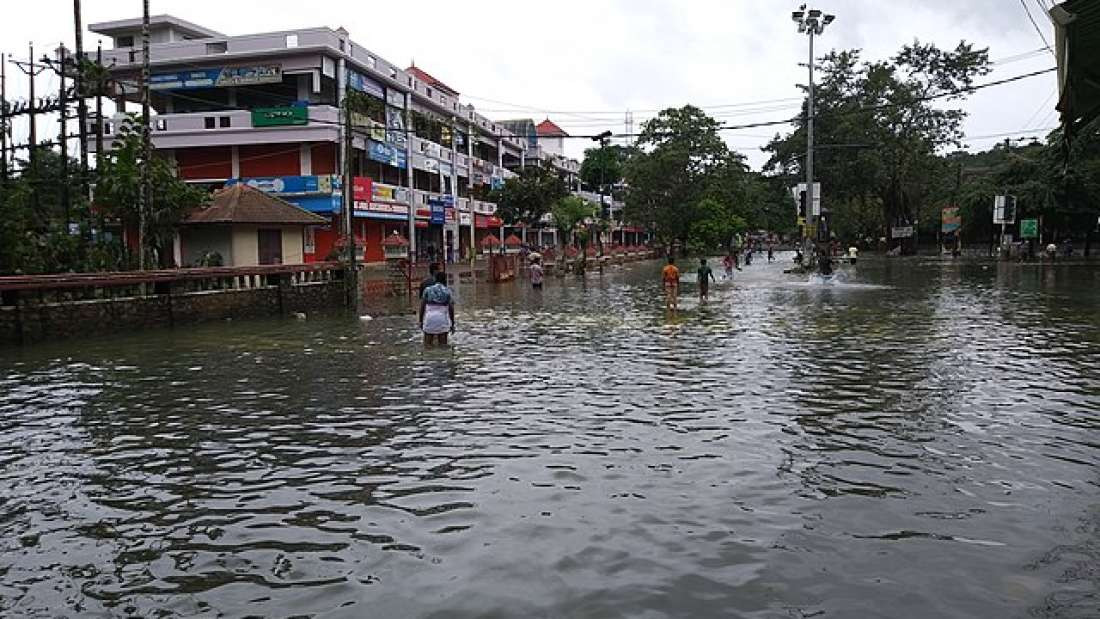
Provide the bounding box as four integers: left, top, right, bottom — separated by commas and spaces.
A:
823, 13, 835, 25
791, 10, 805, 22
592, 130, 613, 143
808, 9, 822, 19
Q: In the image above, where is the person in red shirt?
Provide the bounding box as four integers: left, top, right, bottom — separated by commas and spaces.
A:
661, 256, 681, 311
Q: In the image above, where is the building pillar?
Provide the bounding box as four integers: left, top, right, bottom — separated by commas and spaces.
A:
404, 92, 415, 259
300, 143, 312, 176
231, 145, 240, 178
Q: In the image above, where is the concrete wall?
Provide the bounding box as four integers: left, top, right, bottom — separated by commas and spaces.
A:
0, 279, 346, 346
231, 226, 261, 266
180, 226, 233, 266
282, 227, 305, 264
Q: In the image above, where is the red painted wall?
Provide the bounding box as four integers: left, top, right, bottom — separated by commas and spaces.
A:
311, 143, 337, 175
310, 218, 339, 262
176, 147, 232, 180
239, 143, 301, 177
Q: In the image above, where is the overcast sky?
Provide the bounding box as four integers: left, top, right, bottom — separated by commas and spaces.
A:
2, 0, 1060, 170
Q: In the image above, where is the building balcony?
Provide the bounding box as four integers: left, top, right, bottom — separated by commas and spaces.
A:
86, 105, 340, 152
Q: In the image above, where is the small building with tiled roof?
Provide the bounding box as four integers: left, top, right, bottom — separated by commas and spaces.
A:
535, 118, 568, 157
406, 64, 459, 98
177, 184, 328, 267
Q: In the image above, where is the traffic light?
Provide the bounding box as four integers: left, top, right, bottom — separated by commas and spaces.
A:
798, 190, 807, 219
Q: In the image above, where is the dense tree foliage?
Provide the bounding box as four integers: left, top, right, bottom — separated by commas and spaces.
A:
489, 165, 569, 227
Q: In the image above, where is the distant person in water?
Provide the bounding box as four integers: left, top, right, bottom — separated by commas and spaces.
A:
767, 244, 775, 262
817, 245, 834, 276
529, 256, 544, 290
419, 262, 439, 298
723, 253, 735, 279
661, 256, 681, 311
697, 258, 717, 301
420, 271, 455, 347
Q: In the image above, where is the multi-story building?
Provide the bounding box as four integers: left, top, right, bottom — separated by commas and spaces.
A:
86, 14, 535, 264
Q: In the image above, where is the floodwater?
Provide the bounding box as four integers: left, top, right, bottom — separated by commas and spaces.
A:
2, 255, 1098, 618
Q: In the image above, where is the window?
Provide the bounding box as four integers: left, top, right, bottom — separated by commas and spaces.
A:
285, 34, 299, 48
117, 35, 134, 47
205, 41, 227, 54
155, 118, 167, 131
219, 116, 230, 128
426, 87, 433, 98
204, 117, 216, 129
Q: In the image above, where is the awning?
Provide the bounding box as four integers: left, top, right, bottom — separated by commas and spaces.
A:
1053, 0, 1100, 141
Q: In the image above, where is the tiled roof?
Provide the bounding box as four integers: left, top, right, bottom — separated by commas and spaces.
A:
536, 119, 568, 137
183, 184, 328, 226
406, 66, 459, 97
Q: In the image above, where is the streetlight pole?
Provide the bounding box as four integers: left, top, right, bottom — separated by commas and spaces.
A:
792, 5, 835, 262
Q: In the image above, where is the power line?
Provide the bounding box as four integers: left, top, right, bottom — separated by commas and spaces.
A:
1018, 0, 1054, 55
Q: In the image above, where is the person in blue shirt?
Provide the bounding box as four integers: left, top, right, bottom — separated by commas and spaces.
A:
420, 271, 455, 347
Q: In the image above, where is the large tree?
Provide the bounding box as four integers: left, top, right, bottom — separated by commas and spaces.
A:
488, 165, 568, 227
764, 42, 991, 247
623, 106, 732, 247
94, 115, 207, 268
579, 144, 629, 193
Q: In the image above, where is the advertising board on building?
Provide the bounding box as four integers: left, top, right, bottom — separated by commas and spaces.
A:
386, 107, 407, 148
891, 226, 914, 239
368, 140, 407, 169
439, 163, 453, 177
386, 88, 406, 108
251, 106, 308, 127
421, 141, 441, 159
428, 198, 446, 225
151, 65, 282, 90
347, 70, 384, 99
229, 175, 336, 195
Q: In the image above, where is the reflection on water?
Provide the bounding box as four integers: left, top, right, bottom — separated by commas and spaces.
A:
1, 257, 1098, 617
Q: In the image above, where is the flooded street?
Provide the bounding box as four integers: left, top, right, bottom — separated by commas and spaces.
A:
2, 256, 1098, 618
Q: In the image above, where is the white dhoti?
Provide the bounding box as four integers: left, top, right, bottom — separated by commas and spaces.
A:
422, 304, 451, 335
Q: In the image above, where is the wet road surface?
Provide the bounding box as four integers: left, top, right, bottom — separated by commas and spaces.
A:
1, 256, 1098, 617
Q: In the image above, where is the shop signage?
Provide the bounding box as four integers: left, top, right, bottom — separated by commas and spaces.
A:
891, 226, 914, 239
150, 65, 282, 90
428, 198, 446, 225
352, 177, 372, 202
370, 184, 409, 204
439, 163, 453, 177
347, 70, 384, 99
370, 124, 387, 142
368, 140, 407, 169
228, 175, 336, 195
416, 156, 439, 173
386, 88, 406, 108
459, 212, 472, 226
386, 106, 407, 148
421, 141, 441, 158
251, 105, 308, 127
1020, 218, 1039, 238
490, 177, 504, 190
941, 206, 961, 233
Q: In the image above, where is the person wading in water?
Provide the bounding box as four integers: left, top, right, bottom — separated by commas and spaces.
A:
697, 258, 717, 302
420, 271, 455, 347
662, 256, 681, 311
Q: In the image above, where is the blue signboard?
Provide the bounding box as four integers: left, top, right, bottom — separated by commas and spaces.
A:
150, 65, 282, 90
347, 70, 385, 99
428, 199, 446, 225
226, 175, 339, 195
367, 140, 407, 169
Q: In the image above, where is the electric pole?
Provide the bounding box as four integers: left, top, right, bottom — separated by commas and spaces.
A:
139, 0, 151, 270
56, 44, 70, 229
343, 91, 358, 308
1, 53, 7, 185
792, 5, 835, 260
74, 0, 90, 203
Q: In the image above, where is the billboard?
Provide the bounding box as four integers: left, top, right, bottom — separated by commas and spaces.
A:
941, 206, 961, 233
251, 106, 308, 127
1020, 218, 1039, 238
993, 195, 1017, 224
149, 65, 282, 90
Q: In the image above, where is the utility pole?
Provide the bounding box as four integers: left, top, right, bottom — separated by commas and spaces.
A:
138, 0, 151, 271
792, 5, 835, 262
73, 0, 90, 203
1, 53, 7, 184
95, 42, 104, 157
57, 44, 70, 229
342, 91, 358, 309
